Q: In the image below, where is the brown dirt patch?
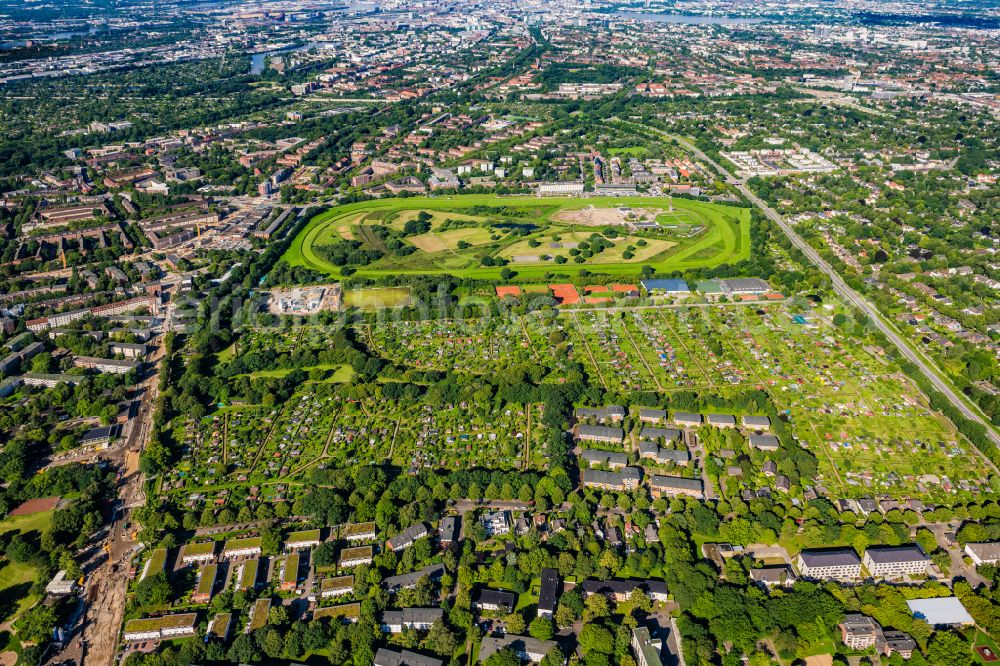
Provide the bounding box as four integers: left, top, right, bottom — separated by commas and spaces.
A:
9, 497, 60, 516
551, 206, 662, 226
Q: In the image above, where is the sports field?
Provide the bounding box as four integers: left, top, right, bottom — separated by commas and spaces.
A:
283, 194, 750, 279
343, 287, 413, 309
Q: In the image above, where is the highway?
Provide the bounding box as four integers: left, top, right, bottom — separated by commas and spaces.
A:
653, 127, 1000, 448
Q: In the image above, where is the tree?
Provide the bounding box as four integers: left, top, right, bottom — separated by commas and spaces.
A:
31, 352, 53, 374
926, 631, 971, 666
262, 628, 284, 658
584, 593, 610, 621
540, 647, 566, 666
314, 541, 338, 568
485, 648, 521, 666
505, 612, 526, 635
268, 605, 290, 626
5, 535, 34, 563
424, 620, 458, 656
16, 604, 58, 644
579, 624, 614, 655
228, 634, 258, 663
261, 527, 281, 555
529, 616, 554, 640
134, 572, 173, 607
630, 589, 652, 613
914, 528, 937, 556
555, 603, 576, 629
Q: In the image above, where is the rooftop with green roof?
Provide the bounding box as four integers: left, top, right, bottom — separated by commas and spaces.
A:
180, 541, 216, 558
223, 536, 262, 553
341, 522, 376, 538
321, 575, 354, 595
141, 548, 169, 581
195, 564, 218, 597
282, 553, 301, 585
208, 613, 232, 639
285, 529, 321, 546
313, 603, 360, 621
247, 598, 271, 632
339, 545, 372, 564
238, 558, 260, 589
124, 613, 198, 634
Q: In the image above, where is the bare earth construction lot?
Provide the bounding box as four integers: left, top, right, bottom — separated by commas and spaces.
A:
266, 285, 343, 315
551, 205, 662, 227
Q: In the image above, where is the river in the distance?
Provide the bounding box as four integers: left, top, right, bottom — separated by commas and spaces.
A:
250, 42, 336, 75
1, 26, 104, 49
613, 11, 768, 25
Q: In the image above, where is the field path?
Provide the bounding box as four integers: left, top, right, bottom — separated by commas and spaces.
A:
387, 418, 402, 462
809, 421, 848, 494
357, 224, 388, 253
571, 313, 608, 390
248, 402, 289, 472
523, 406, 532, 469
518, 317, 540, 362
619, 315, 663, 391
284, 403, 345, 479
654, 310, 716, 388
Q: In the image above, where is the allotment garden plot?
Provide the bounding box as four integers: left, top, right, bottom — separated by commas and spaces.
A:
361, 315, 579, 381
568, 311, 662, 392
560, 302, 991, 498
389, 402, 546, 472
165, 389, 549, 497
253, 384, 341, 481
699, 306, 988, 497
165, 407, 278, 494
180, 306, 989, 500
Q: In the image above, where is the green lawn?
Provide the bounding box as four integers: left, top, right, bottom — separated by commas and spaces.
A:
343, 287, 413, 310
409, 226, 497, 252
0, 509, 54, 537
497, 231, 676, 265
972, 630, 1000, 665
466, 638, 480, 666
215, 342, 237, 363
283, 194, 750, 280
607, 146, 649, 157
0, 561, 40, 621
0, 510, 53, 633
247, 363, 355, 382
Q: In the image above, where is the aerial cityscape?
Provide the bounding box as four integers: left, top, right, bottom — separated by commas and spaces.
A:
0, 0, 997, 665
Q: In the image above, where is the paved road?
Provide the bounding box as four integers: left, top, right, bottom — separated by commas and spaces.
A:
450, 500, 532, 513
653, 127, 1000, 448
925, 522, 986, 588
559, 298, 788, 314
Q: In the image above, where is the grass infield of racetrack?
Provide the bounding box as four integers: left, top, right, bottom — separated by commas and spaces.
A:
283, 194, 750, 280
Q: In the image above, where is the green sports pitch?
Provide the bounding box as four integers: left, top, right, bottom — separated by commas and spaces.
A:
282, 194, 750, 280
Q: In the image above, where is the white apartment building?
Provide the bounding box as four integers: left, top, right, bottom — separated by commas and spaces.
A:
796, 548, 862, 580
863, 545, 928, 578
